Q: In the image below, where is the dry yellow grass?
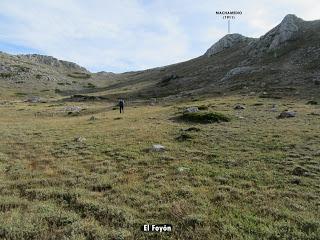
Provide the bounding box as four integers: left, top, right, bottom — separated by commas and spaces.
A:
0, 95, 319, 239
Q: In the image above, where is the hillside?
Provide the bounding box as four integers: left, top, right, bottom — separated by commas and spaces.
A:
102, 14, 320, 100
0, 14, 319, 102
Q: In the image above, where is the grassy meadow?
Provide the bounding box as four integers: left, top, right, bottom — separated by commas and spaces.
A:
0, 96, 319, 239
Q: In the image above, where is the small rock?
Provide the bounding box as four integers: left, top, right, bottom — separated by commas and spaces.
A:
74, 136, 86, 143
215, 176, 229, 184
25, 96, 41, 103
185, 127, 201, 132
177, 167, 189, 172
306, 100, 318, 105
176, 133, 193, 141
64, 106, 82, 112
234, 104, 246, 110
271, 104, 277, 112
292, 166, 307, 176
184, 107, 199, 113
277, 110, 296, 119
290, 177, 301, 185
150, 144, 166, 152
89, 116, 97, 121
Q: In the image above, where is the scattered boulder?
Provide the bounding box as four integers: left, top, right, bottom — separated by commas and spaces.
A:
290, 177, 301, 185
148, 144, 166, 152
177, 167, 190, 172
227, 66, 255, 77
74, 136, 86, 143
234, 104, 246, 110
64, 106, 82, 114
270, 104, 277, 112
176, 133, 193, 142
306, 100, 318, 105
183, 107, 199, 114
277, 110, 296, 119
292, 166, 308, 176
25, 96, 41, 103
185, 127, 201, 132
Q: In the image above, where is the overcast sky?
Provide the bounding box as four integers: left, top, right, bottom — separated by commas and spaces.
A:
0, 0, 319, 72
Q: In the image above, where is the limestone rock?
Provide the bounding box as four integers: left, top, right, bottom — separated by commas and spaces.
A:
18, 54, 88, 72
205, 34, 253, 56
222, 66, 256, 81
64, 106, 82, 113
277, 110, 296, 119
249, 14, 303, 54
150, 144, 166, 152
25, 96, 41, 103
74, 136, 86, 143
234, 104, 246, 110
183, 107, 199, 114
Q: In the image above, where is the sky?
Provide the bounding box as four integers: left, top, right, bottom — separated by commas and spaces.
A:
0, 0, 319, 73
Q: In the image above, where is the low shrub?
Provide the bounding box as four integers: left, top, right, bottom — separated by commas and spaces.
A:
180, 112, 230, 123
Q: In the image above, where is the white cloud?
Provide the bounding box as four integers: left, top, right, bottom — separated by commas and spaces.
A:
0, 0, 319, 72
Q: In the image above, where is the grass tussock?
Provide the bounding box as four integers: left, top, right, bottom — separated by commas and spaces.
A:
180, 111, 230, 123
67, 72, 91, 79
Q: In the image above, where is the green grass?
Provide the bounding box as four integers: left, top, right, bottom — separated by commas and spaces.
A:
0, 95, 319, 239
180, 111, 231, 123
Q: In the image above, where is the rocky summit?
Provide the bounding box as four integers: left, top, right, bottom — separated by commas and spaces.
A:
205, 33, 254, 56
248, 14, 304, 55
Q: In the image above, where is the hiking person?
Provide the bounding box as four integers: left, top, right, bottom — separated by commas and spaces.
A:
119, 99, 125, 113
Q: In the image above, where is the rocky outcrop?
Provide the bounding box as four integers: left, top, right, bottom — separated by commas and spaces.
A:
269, 14, 301, 49
18, 54, 88, 72
205, 34, 255, 56
249, 14, 303, 55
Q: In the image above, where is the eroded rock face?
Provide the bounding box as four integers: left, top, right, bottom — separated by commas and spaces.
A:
226, 66, 255, 76
183, 107, 199, 113
249, 14, 303, 54
205, 34, 252, 56
269, 14, 301, 50
18, 54, 88, 72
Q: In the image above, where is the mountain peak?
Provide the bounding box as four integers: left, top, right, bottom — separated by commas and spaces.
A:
281, 14, 303, 24
263, 14, 304, 50
205, 33, 253, 56
245, 14, 306, 55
